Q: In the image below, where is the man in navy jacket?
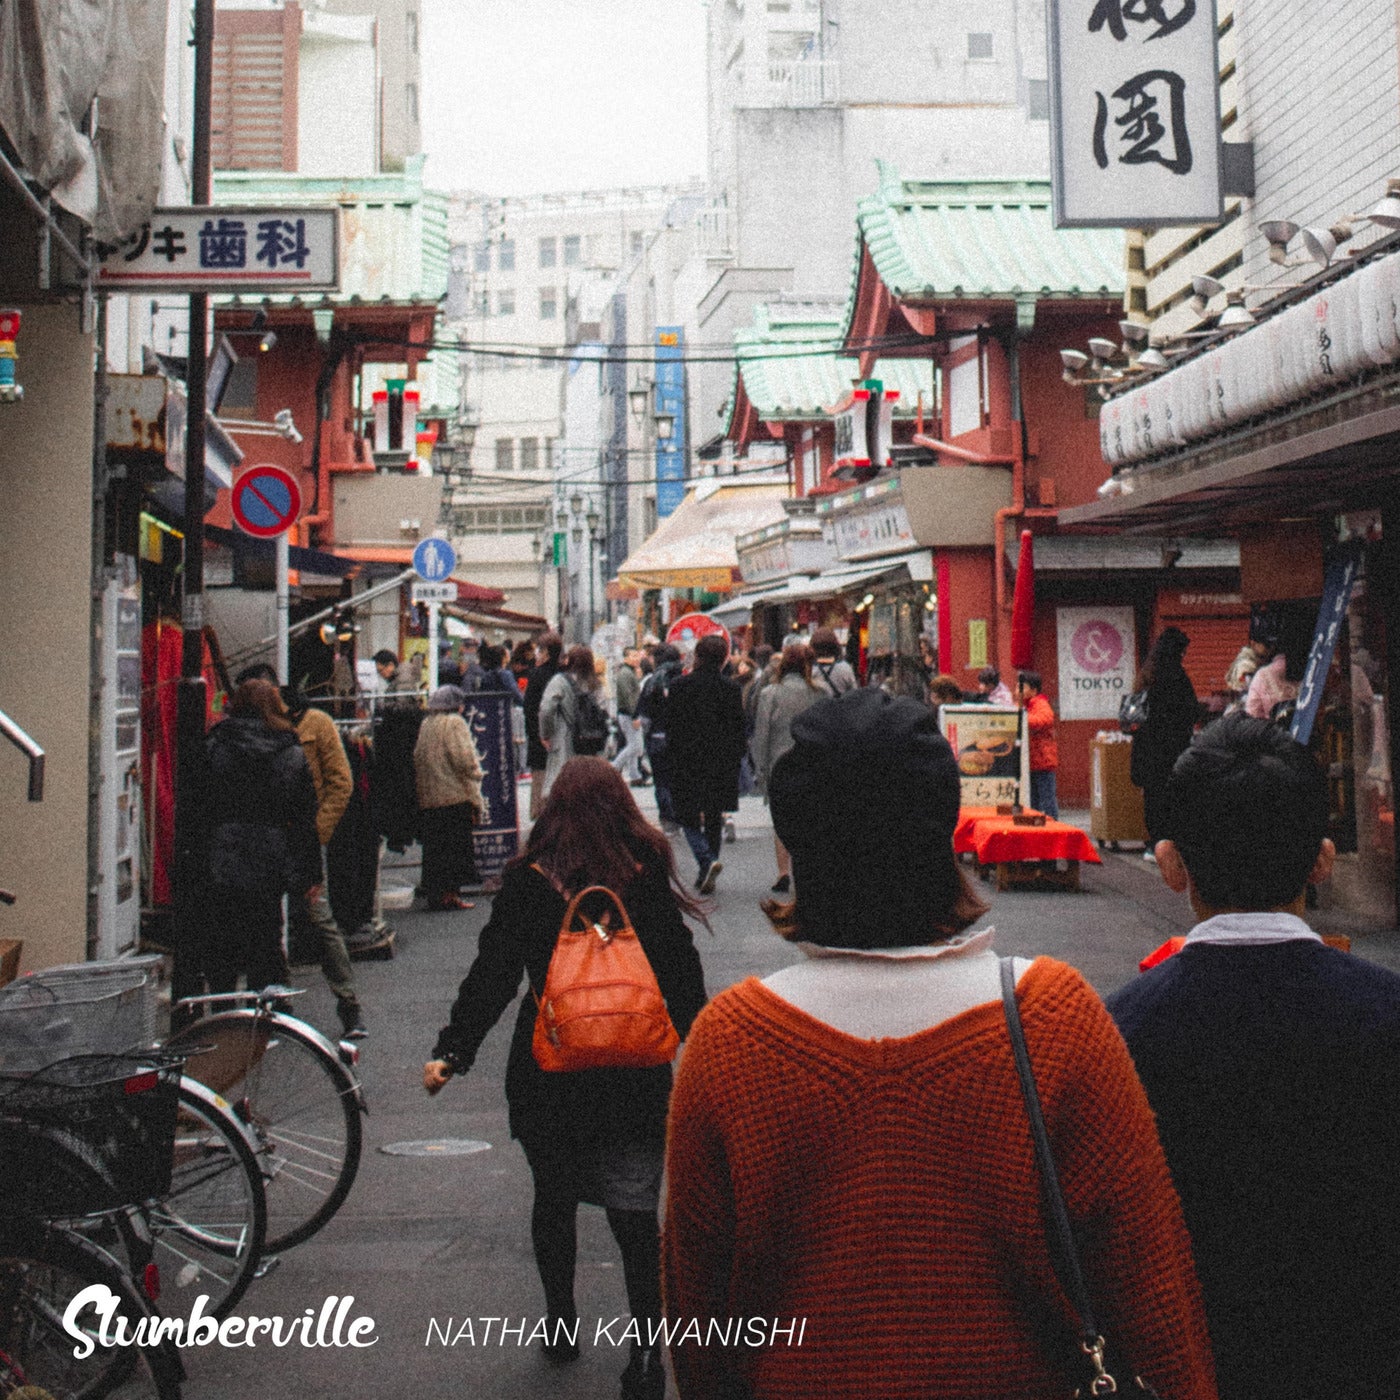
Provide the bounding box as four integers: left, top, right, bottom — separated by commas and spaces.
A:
1107, 715, 1400, 1400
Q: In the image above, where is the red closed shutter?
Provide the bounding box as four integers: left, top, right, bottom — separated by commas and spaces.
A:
1155, 591, 1252, 700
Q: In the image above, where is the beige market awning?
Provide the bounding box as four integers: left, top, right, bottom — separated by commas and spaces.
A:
616, 477, 791, 593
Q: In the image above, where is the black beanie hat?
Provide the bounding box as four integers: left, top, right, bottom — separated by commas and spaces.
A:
768, 688, 964, 949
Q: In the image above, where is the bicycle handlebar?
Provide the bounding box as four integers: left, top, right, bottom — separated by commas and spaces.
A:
173, 986, 306, 1013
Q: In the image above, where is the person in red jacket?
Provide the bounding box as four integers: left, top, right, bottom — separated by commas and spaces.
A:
1016, 668, 1059, 818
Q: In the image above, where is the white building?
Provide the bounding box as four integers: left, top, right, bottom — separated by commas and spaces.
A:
443, 184, 704, 623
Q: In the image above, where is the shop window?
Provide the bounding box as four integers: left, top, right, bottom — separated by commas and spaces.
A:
968, 32, 994, 60
495, 437, 514, 472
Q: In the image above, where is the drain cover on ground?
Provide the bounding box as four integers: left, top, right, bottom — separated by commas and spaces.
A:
380, 1138, 492, 1157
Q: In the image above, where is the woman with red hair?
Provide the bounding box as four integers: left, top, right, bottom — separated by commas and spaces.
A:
424, 757, 707, 1400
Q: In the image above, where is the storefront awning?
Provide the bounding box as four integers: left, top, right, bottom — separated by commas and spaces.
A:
616, 477, 791, 593
740, 549, 934, 609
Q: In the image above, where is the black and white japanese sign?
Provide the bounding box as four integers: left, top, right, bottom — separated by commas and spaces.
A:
1047, 0, 1223, 228
96, 206, 339, 292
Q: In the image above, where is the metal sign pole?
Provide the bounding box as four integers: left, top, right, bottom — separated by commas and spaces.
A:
172, 0, 214, 1004
427, 602, 440, 692
276, 532, 290, 684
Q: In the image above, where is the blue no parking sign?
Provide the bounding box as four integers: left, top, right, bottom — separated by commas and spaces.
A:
412, 537, 456, 582
231, 464, 301, 538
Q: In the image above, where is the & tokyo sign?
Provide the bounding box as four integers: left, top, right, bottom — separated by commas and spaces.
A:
1056, 606, 1136, 720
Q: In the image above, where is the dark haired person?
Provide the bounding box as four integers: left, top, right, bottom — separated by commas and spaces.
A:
524, 632, 564, 820
424, 758, 706, 1399
664, 634, 747, 894
664, 689, 1216, 1400
637, 643, 685, 832
1107, 714, 1400, 1400
1129, 626, 1199, 859
1015, 669, 1059, 817
809, 625, 856, 697
538, 645, 603, 805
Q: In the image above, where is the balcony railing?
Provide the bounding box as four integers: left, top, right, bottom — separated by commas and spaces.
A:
735, 58, 840, 108
694, 204, 734, 259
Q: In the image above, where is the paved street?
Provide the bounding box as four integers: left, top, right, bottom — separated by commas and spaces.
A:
183, 790, 1400, 1400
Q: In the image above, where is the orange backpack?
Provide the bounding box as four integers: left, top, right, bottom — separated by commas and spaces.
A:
531, 882, 680, 1073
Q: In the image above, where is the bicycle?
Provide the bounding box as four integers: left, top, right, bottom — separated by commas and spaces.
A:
165, 988, 365, 1254
0, 965, 267, 1322
0, 1054, 188, 1399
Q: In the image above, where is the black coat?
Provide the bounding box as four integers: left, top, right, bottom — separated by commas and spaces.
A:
202, 717, 320, 899
432, 854, 707, 1146
1130, 664, 1199, 790
664, 666, 748, 823
523, 660, 561, 770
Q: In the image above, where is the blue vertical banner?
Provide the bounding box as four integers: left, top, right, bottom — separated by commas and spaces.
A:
655, 327, 687, 517
1291, 541, 1364, 746
465, 691, 519, 878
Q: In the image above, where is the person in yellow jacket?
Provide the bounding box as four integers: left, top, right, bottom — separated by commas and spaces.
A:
237, 665, 365, 1038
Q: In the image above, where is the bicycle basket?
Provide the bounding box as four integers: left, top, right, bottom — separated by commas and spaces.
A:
0, 1053, 182, 1212
0, 955, 163, 1073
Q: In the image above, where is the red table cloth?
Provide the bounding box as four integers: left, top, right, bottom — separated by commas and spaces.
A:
956, 810, 1102, 866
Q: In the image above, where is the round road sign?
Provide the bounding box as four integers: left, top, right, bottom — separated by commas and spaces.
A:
412, 536, 457, 582
666, 612, 730, 652
231, 463, 302, 539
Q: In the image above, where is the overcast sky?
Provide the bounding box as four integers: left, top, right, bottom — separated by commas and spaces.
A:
420, 0, 709, 197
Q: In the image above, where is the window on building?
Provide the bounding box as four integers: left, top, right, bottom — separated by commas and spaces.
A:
495, 437, 514, 471
539, 236, 557, 268
544, 436, 556, 471
499, 237, 515, 271
497, 288, 515, 316
1027, 78, 1049, 119
967, 32, 994, 60
519, 437, 539, 472
474, 242, 491, 272
221, 356, 258, 412
539, 286, 557, 319
563, 234, 581, 267
630, 230, 644, 258
406, 82, 419, 123
644, 496, 658, 539
406, 10, 418, 52
472, 290, 489, 317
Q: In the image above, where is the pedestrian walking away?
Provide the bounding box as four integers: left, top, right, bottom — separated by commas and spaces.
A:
197, 678, 322, 996
538, 646, 606, 805
750, 643, 823, 895
663, 688, 1216, 1400
808, 626, 856, 697
1016, 668, 1060, 818
1128, 627, 1199, 855
637, 643, 685, 831
612, 647, 647, 784
1108, 714, 1400, 1400
524, 632, 564, 820
414, 685, 485, 909
662, 634, 747, 894
236, 663, 366, 1039
424, 758, 707, 1400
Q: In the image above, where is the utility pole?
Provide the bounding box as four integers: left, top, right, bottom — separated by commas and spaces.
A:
172, 0, 214, 1001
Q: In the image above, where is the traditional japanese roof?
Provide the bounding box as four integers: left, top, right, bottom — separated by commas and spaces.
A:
212, 154, 448, 307
843, 163, 1125, 343
724, 302, 933, 443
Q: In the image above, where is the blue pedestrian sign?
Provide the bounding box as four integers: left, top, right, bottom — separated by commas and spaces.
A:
412, 537, 456, 582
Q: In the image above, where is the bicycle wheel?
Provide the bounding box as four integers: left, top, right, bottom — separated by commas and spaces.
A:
0, 1217, 183, 1400
140, 1079, 265, 1321
167, 1011, 362, 1253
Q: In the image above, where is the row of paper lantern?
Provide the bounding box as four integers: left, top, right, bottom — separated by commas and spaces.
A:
1101, 250, 1400, 468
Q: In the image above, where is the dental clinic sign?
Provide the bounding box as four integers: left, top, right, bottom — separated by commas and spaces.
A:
1046, 0, 1222, 228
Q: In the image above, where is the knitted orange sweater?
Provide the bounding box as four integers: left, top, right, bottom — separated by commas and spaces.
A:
662, 958, 1217, 1400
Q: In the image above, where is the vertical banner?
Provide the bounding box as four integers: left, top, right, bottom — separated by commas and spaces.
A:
1291, 542, 1364, 746
465, 691, 519, 878
1057, 606, 1137, 720
1047, 0, 1222, 227
655, 327, 687, 518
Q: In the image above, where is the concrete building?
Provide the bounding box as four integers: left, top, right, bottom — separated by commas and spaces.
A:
443, 184, 704, 624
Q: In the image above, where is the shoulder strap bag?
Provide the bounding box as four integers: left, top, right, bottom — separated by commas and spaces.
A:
1000, 958, 1162, 1399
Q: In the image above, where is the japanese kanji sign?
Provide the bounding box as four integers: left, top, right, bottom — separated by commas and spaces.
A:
1047, 0, 1223, 228
95, 207, 339, 292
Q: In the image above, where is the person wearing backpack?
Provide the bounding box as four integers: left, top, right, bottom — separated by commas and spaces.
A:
810, 626, 857, 697
424, 757, 707, 1400
538, 646, 606, 805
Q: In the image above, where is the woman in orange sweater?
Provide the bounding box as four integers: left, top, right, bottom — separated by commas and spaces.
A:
663, 689, 1217, 1400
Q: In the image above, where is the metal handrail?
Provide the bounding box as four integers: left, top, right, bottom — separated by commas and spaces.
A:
0, 708, 44, 801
